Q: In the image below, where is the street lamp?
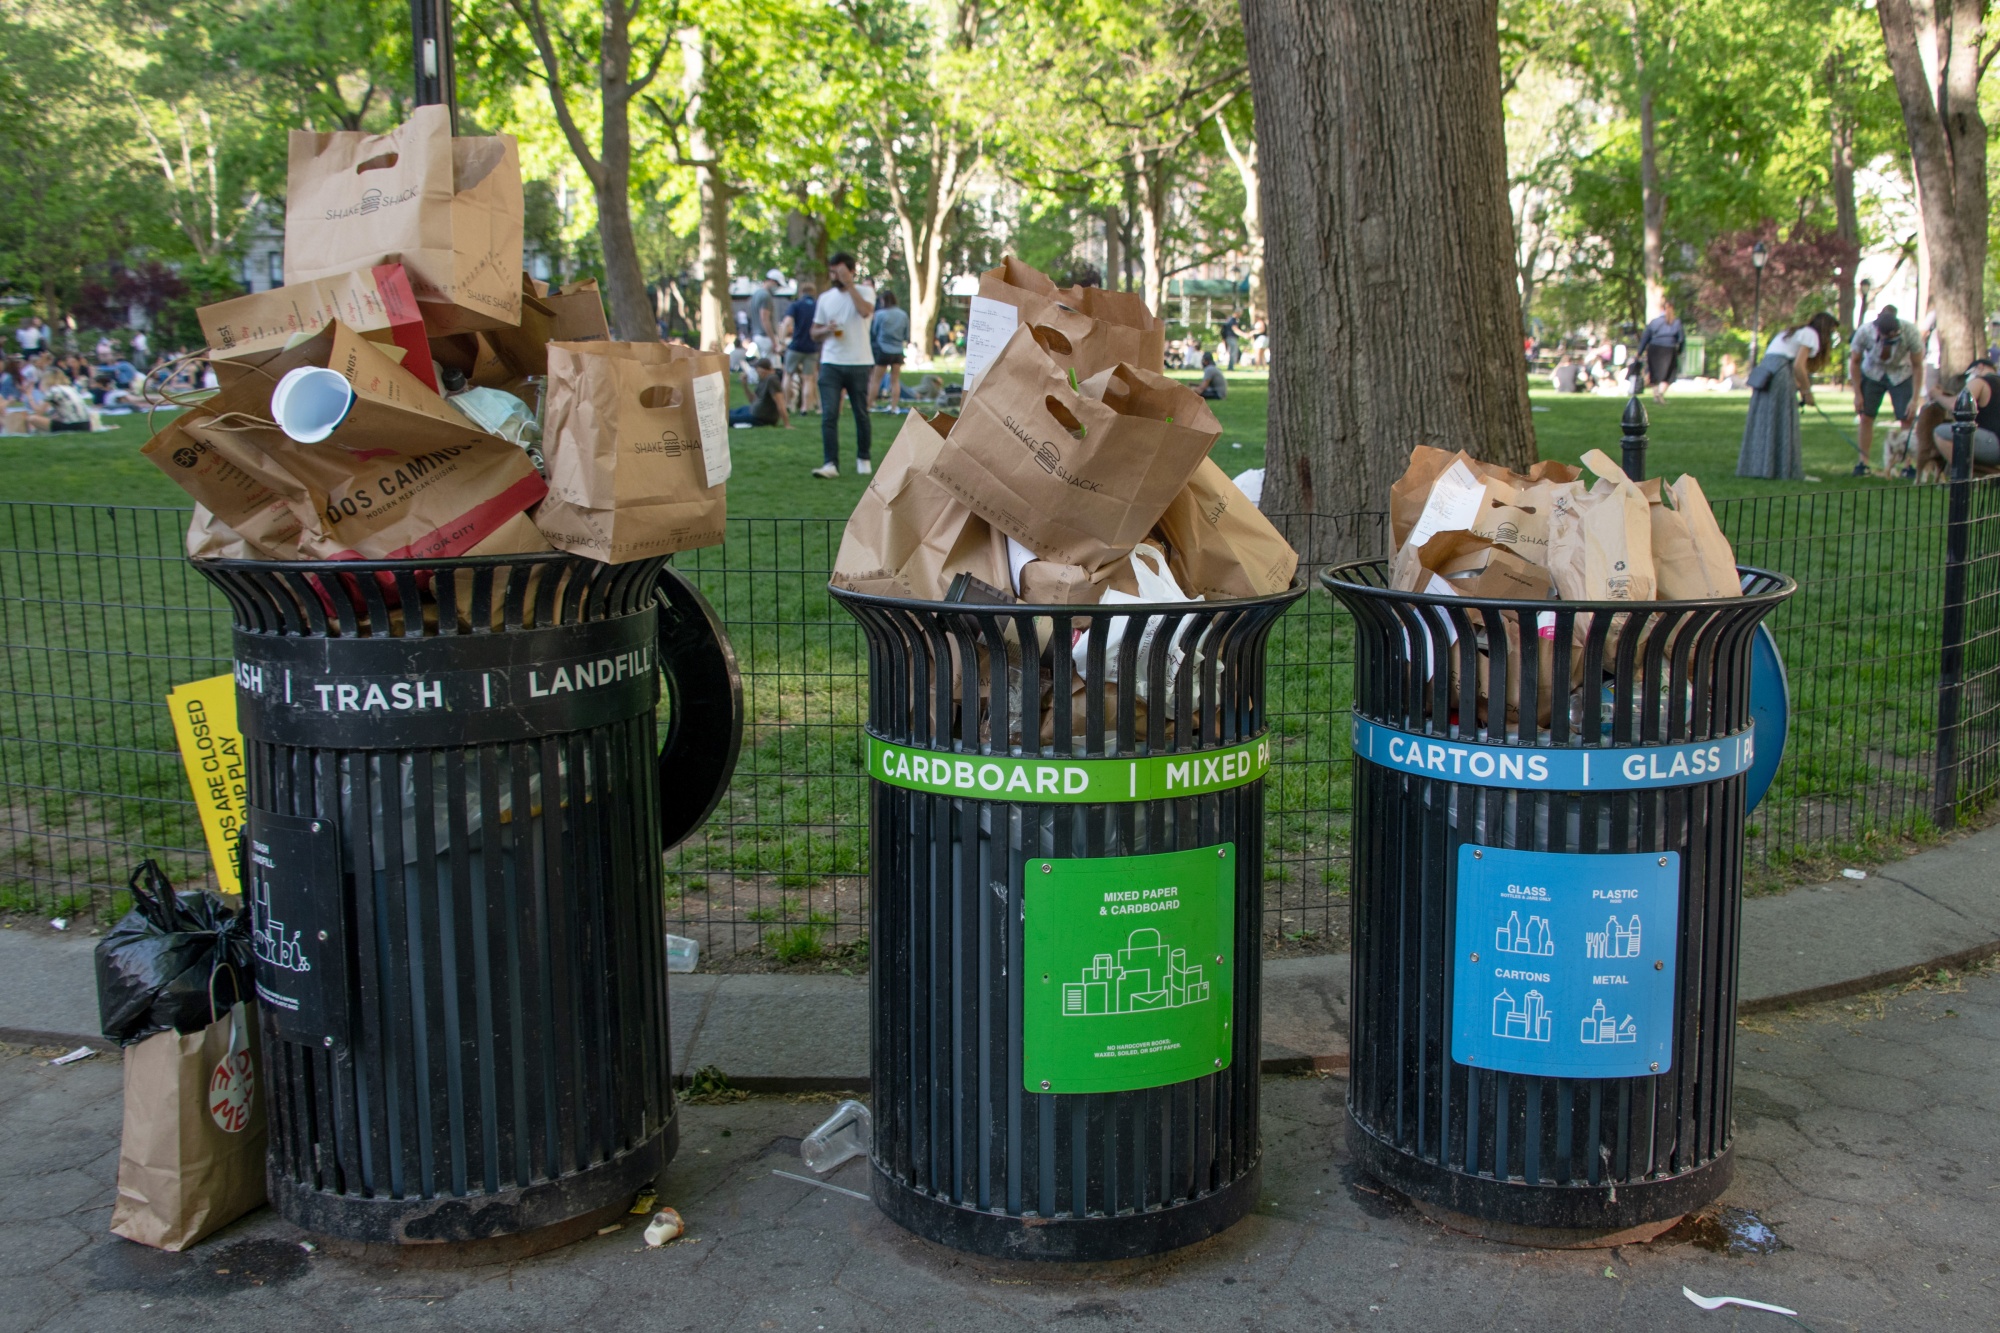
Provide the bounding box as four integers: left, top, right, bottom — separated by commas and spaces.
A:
1750, 240, 1769, 365
1857, 277, 1873, 332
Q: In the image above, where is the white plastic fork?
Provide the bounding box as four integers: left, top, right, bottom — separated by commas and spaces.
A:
1683, 1287, 1799, 1317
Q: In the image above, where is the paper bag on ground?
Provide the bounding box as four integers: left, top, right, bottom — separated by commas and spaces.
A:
535, 340, 730, 562
926, 326, 1219, 570
833, 411, 1012, 599
962, 256, 1166, 387
1650, 474, 1740, 600
1156, 458, 1299, 599
200, 263, 436, 391
109, 1007, 266, 1252
284, 105, 523, 334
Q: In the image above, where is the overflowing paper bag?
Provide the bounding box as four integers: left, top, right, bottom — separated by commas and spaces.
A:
200, 262, 436, 391
961, 256, 1166, 389
284, 105, 523, 334
534, 340, 731, 562
833, 410, 1011, 600
925, 325, 1219, 571
1155, 459, 1299, 599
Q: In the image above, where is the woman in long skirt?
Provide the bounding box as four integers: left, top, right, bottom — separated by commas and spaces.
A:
1738, 312, 1837, 480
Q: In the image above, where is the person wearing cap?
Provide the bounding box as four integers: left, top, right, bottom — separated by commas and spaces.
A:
1848, 303, 1920, 474
749, 270, 784, 359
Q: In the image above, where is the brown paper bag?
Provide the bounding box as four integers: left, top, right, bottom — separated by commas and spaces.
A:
535, 340, 731, 562
200, 263, 434, 391
284, 105, 523, 334
1017, 558, 1137, 604
832, 411, 1012, 599
1547, 450, 1657, 601
1650, 474, 1740, 600
926, 327, 1218, 570
961, 256, 1166, 387
109, 1007, 265, 1252
1156, 459, 1299, 599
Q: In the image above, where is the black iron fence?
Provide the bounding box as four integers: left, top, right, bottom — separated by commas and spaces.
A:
0, 481, 1994, 964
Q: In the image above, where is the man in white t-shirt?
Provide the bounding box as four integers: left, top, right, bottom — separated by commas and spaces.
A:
809, 252, 876, 477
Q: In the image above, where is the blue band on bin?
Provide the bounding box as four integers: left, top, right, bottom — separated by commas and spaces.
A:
1350, 715, 1755, 791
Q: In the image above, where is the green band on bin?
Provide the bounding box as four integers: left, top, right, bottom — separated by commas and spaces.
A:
865, 733, 1271, 803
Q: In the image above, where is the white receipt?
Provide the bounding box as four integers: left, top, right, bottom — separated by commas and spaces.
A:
1405, 460, 1484, 550
961, 296, 1019, 390
1005, 536, 1035, 595
690, 370, 731, 487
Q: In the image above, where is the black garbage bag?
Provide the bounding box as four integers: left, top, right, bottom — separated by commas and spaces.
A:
95, 860, 252, 1046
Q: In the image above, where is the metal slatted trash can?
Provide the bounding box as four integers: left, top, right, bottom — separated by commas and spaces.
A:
1323, 561, 1793, 1236
831, 581, 1304, 1260
198, 552, 732, 1255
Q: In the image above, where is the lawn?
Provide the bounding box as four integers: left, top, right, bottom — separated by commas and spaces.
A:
0, 373, 1975, 953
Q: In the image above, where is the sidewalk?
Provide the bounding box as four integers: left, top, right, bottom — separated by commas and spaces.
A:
7, 822, 1997, 1081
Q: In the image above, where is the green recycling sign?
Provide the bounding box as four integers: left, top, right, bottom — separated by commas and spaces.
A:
1023, 843, 1236, 1094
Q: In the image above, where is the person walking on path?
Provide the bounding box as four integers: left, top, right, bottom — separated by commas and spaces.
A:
1738, 312, 1837, 482
810, 252, 875, 478
1848, 304, 1921, 474
1219, 311, 1242, 369
870, 290, 909, 412
1636, 299, 1685, 404
748, 271, 783, 358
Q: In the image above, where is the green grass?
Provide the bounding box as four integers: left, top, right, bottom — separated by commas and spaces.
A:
0, 372, 1978, 939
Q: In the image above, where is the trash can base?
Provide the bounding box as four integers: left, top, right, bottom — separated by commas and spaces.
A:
1410, 1200, 1682, 1250
1348, 1111, 1731, 1234
871, 1159, 1262, 1263
272, 1116, 677, 1247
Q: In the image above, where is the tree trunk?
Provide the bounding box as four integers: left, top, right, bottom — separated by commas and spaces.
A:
1878, 0, 1989, 376
1134, 150, 1168, 313
682, 28, 732, 352
1098, 206, 1124, 292
1830, 95, 1858, 344
1632, 3, 1665, 318
1243, 0, 1535, 555
1217, 116, 1265, 321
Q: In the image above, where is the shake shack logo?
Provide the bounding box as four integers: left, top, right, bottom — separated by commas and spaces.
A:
635, 430, 687, 456
324, 186, 419, 220
1002, 414, 1104, 493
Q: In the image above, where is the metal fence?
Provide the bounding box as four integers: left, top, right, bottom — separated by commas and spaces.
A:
0, 480, 1994, 965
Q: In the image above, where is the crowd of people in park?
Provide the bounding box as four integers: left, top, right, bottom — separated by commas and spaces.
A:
0, 317, 218, 435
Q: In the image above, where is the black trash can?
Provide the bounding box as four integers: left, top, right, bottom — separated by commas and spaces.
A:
832, 580, 1304, 1260
199, 552, 736, 1254
1323, 561, 1793, 1235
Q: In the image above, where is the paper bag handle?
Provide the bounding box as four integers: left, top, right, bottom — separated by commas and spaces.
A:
1044, 397, 1087, 439
356, 152, 400, 173
640, 384, 685, 409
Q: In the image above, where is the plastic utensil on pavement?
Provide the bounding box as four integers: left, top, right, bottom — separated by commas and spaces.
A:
1681, 1287, 1799, 1317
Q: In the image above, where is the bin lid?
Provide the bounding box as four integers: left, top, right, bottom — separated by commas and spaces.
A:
1746, 624, 1788, 815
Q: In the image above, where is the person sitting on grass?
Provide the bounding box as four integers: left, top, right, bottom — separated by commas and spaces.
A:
1197, 351, 1226, 400
729, 359, 791, 430
1929, 357, 2000, 474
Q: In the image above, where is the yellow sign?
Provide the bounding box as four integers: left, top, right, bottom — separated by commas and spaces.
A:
166, 674, 246, 897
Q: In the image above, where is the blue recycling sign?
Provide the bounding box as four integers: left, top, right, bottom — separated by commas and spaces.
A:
1450, 845, 1680, 1080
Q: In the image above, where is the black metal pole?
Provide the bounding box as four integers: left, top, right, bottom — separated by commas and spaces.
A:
1932, 386, 1976, 826
410, 0, 458, 131
1620, 385, 1649, 481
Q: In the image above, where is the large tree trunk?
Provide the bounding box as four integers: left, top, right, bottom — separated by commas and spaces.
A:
1632, 3, 1665, 318
1878, 0, 1989, 376
681, 28, 732, 352
1216, 116, 1265, 320
1244, 0, 1535, 554
1098, 205, 1124, 292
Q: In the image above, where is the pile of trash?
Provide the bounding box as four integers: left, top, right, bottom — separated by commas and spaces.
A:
145, 106, 729, 567
833, 256, 1297, 609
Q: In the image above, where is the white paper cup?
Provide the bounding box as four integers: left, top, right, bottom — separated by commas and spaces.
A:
270, 366, 355, 444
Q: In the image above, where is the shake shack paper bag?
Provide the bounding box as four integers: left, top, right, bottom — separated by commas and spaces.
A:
535, 340, 731, 562
832, 410, 1011, 600
284, 105, 523, 335
961, 256, 1166, 389
1650, 474, 1740, 600
926, 326, 1218, 570
200, 263, 436, 391
1156, 458, 1299, 599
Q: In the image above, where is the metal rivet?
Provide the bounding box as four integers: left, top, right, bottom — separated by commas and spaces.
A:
1470, 952, 1479, 962
1472, 849, 1482, 859
1213, 1058, 1222, 1068
1655, 960, 1664, 971
1040, 1080, 1051, 1091
1650, 1062, 1660, 1072
1217, 847, 1227, 858
311, 822, 322, 834
317, 930, 328, 942
322, 1036, 333, 1048
1215, 954, 1223, 964
1042, 974, 1049, 983
1658, 856, 1668, 867
1041, 863, 1052, 874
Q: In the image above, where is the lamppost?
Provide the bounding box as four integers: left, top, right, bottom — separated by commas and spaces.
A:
1857, 277, 1873, 332
1750, 240, 1769, 365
